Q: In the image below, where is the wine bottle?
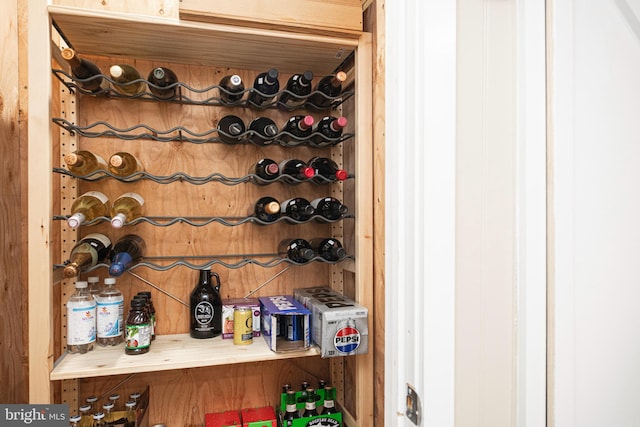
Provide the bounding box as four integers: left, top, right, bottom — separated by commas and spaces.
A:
278, 238, 315, 263
279, 115, 314, 144
108, 234, 146, 277
281, 197, 315, 222
310, 196, 348, 221
110, 192, 145, 228
217, 115, 246, 144
247, 68, 279, 107
108, 152, 144, 179
278, 159, 315, 185
253, 196, 281, 223
67, 191, 110, 229
60, 48, 104, 93
190, 268, 223, 339
308, 156, 348, 184
248, 117, 278, 146
307, 71, 347, 109
66, 280, 96, 353
63, 233, 113, 278
309, 237, 347, 261
309, 116, 348, 147
218, 74, 245, 104
64, 150, 108, 178
109, 64, 146, 96
147, 67, 179, 99
252, 158, 280, 183
278, 70, 314, 109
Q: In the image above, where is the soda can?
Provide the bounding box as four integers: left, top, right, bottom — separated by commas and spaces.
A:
233, 306, 253, 345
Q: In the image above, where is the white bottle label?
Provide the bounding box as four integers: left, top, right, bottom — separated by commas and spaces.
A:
67, 300, 97, 345
96, 297, 124, 338
118, 192, 145, 206
82, 191, 109, 204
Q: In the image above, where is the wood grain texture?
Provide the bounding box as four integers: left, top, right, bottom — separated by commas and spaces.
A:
0, 0, 27, 404
179, 0, 362, 36
49, 5, 357, 75
52, 0, 179, 19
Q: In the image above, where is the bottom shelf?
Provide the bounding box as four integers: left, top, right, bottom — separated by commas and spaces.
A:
50, 333, 320, 380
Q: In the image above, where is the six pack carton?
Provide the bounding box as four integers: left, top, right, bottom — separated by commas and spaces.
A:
258, 295, 311, 352
222, 298, 261, 339
205, 410, 241, 427
293, 287, 368, 358
241, 406, 277, 427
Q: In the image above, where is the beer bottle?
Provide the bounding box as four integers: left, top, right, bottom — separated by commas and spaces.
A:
302, 388, 318, 417
283, 389, 300, 425
321, 386, 337, 414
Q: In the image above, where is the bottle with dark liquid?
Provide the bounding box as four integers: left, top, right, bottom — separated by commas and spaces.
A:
278, 238, 315, 263
278, 70, 314, 109
63, 233, 113, 278
307, 71, 347, 109
302, 388, 318, 417
189, 268, 222, 338
281, 197, 315, 222
60, 48, 104, 93
248, 117, 278, 146
108, 234, 146, 277
125, 299, 151, 355
309, 116, 348, 147
217, 115, 246, 144
147, 67, 179, 99
252, 158, 280, 183
247, 68, 279, 107
278, 159, 315, 185
310, 196, 348, 221
279, 115, 314, 144
321, 386, 337, 415
308, 156, 348, 184
218, 74, 245, 104
253, 196, 281, 223
137, 291, 156, 340
309, 237, 347, 261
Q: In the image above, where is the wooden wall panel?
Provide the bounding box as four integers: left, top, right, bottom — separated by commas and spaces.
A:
0, 0, 28, 405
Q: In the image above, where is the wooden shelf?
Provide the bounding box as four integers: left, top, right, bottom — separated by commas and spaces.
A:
51, 333, 320, 380
49, 5, 358, 75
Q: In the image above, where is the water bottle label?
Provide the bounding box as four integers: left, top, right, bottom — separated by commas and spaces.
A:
97, 299, 124, 338
67, 303, 96, 345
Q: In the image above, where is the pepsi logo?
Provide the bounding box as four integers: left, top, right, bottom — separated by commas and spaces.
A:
334, 326, 360, 354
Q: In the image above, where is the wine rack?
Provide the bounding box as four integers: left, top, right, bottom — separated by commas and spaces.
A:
51, 68, 356, 111
29, 3, 373, 426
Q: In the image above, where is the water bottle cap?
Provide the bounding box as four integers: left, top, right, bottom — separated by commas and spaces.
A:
88, 276, 100, 284
75, 281, 88, 288
104, 277, 116, 285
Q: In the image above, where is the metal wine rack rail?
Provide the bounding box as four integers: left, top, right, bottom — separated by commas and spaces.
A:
52, 254, 355, 272
51, 69, 355, 111
51, 117, 354, 147
52, 167, 355, 185
52, 213, 355, 227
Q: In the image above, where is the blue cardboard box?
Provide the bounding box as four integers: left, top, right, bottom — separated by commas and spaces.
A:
258, 295, 311, 352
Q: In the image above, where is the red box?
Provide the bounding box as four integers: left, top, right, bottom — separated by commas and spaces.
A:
241, 406, 277, 427
206, 410, 242, 427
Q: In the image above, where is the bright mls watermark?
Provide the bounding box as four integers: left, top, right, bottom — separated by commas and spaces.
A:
1, 405, 68, 426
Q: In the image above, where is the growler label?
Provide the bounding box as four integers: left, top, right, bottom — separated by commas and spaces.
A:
195, 301, 214, 326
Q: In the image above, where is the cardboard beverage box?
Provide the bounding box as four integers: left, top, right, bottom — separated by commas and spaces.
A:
258, 296, 311, 352
205, 410, 242, 427
221, 298, 261, 339
241, 406, 277, 427
293, 287, 368, 358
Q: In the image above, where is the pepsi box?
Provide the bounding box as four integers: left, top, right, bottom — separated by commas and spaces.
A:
293, 287, 368, 358
258, 295, 311, 352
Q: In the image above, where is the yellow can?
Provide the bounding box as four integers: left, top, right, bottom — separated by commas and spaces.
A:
233, 306, 253, 345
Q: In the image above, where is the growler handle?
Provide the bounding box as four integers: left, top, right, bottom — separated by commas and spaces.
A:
211, 271, 221, 291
